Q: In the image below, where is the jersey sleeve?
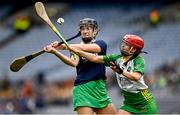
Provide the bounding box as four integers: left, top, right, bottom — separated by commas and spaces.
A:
103, 54, 120, 66
133, 56, 145, 75
95, 40, 107, 55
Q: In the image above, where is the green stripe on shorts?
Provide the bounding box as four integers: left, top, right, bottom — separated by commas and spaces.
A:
73, 79, 112, 111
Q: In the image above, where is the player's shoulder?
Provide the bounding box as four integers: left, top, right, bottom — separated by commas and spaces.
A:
95, 39, 107, 44
134, 55, 145, 62
94, 39, 107, 49
136, 55, 144, 59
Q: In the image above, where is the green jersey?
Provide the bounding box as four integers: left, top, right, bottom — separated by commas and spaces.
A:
103, 54, 148, 93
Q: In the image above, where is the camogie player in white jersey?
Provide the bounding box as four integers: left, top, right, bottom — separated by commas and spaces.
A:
68, 34, 158, 114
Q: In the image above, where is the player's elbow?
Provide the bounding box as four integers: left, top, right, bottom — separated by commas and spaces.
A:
134, 77, 140, 81
134, 75, 142, 81
68, 63, 77, 67
131, 72, 142, 81
71, 64, 76, 67
70, 61, 78, 67
65, 60, 78, 67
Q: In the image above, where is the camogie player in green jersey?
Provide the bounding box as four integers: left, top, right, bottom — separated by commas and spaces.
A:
68, 34, 158, 114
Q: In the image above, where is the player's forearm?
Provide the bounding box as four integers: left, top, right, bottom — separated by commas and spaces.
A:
58, 44, 83, 51
53, 50, 77, 67
50, 42, 84, 51
75, 50, 104, 63
62, 44, 101, 53
69, 44, 84, 51
122, 71, 142, 81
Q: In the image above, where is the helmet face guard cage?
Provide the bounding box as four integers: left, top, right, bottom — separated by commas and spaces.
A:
79, 18, 99, 37
79, 18, 98, 29
120, 34, 146, 56
122, 34, 144, 50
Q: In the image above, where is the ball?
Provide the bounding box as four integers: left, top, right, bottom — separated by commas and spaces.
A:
57, 18, 64, 25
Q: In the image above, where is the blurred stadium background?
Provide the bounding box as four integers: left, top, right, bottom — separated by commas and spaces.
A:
0, 0, 180, 114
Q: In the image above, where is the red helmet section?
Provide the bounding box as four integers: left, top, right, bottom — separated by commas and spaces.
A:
123, 34, 144, 50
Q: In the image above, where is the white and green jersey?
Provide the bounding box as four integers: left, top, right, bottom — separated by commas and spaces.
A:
103, 54, 148, 93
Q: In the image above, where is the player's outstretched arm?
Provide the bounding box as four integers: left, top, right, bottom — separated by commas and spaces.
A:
44, 45, 79, 67
52, 42, 101, 53
69, 47, 104, 63
69, 43, 101, 53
